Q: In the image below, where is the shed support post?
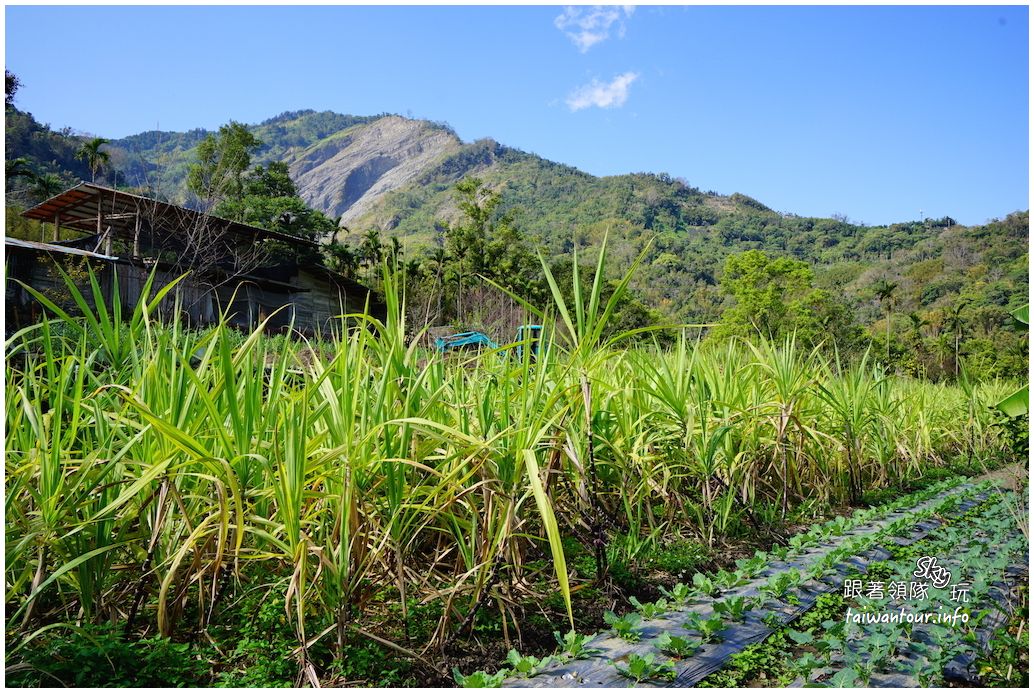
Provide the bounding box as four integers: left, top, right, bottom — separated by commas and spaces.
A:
133, 203, 141, 258
97, 195, 110, 255
52, 213, 60, 242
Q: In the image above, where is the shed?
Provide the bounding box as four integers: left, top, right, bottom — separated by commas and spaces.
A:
8, 183, 384, 335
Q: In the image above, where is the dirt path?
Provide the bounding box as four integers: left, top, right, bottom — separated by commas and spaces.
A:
973, 462, 1028, 491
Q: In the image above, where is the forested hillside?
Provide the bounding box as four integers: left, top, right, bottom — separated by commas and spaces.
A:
5, 102, 1028, 379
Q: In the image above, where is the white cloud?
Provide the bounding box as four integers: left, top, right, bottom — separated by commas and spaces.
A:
565, 72, 639, 111
554, 5, 635, 52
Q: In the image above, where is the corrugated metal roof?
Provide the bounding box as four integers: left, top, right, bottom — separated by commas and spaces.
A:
21, 182, 317, 247
5, 237, 119, 261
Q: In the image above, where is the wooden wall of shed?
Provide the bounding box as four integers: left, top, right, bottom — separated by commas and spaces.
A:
6, 249, 380, 339
214, 281, 293, 333
4, 250, 110, 331
292, 270, 367, 335
115, 265, 218, 326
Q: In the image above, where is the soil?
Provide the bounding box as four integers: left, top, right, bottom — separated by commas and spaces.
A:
972, 462, 1028, 491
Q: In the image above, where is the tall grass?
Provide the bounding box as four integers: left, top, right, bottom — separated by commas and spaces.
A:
4, 252, 1021, 674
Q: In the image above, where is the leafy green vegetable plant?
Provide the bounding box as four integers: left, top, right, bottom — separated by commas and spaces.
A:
713, 596, 751, 623
690, 572, 720, 598
629, 596, 670, 619
453, 668, 508, 687
792, 652, 825, 683
786, 629, 814, 645
612, 653, 676, 683
760, 569, 804, 604
654, 632, 700, 658
603, 611, 643, 642
735, 552, 768, 577
504, 649, 553, 678
684, 613, 725, 643
553, 630, 598, 660
659, 582, 693, 607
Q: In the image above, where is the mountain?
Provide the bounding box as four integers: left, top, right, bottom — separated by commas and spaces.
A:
6, 106, 1028, 380
6, 108, 785, 236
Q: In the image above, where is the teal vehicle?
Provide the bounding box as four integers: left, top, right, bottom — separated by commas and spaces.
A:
435, 325, 543, 360
514, 325, 543, 361
433, 331, 499, 352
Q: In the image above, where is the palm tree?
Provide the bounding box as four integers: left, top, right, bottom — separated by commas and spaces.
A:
943, 301, 969, 378
906, 311, 928, 345
933, 333, 955, 378
325, 241, 359, 278
358, 229, 384, 282
5, 157, 35, 191
873, 279, 898, 363
75, 137, 110, 183
386, 236, 403, 267
30, 173, 65, 202
425, 245, 448, 324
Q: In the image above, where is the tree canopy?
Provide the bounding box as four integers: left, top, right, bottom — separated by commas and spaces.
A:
187, 121, 262, 211
711, 250, 859, 351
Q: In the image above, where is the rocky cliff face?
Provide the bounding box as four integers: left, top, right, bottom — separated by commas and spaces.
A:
282, 115, 462, 224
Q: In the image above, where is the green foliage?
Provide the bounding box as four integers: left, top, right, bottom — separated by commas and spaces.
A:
214, 593, 301, 687
214, 161, 336, 263
603, 610, 643, 642
612, 652, 677, 683
554, 629, 599, 660
714, 568, 751, 591
786, 629, 815, 645
759, 569, 805, 604
973, 590, 1029, 687
74, 137, 110, 183
654, 632, 701, 658
684, 613, 725, 643
504, 649, 554, 678
629, 595, 670, 619
5, 624, 210, 687
690, 572, 720, 598
658, 582, 694, 607
30, 172, 65, 202
328, 638, 417, 687
402, 176, 545, 326
187, 120, 262, 209
2, 210, 1027, 690
712, 249, 859, 351
4, 107, 90, 198
6, 69, 21, 106
697, 637, 795, 687
5, 107, 1028, 380
995, 303, 1028, 416
452, 668, 508, 687
712, 596, 751, 622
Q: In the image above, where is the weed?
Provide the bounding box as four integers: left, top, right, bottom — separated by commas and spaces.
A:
644, 539, 709, 577
4, 624, 211, 687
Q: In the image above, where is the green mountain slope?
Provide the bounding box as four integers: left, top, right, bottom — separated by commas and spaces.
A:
5, 106, 1028, 380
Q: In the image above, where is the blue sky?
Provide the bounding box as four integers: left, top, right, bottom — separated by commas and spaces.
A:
5, 4, 1028, 226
